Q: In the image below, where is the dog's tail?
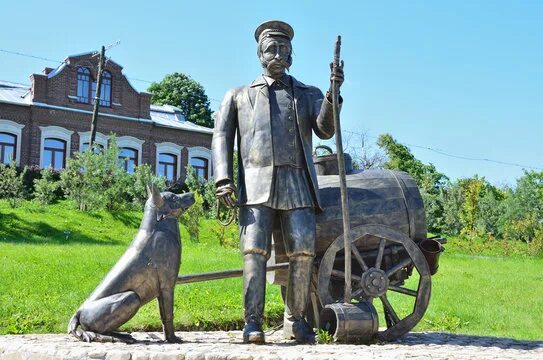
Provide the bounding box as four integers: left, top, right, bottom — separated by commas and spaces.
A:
67, 310, 81, 335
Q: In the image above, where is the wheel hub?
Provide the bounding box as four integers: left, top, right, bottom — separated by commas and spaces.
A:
360, 268, 389, 297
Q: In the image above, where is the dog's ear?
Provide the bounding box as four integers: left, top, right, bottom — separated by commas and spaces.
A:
147, 183, 164, 208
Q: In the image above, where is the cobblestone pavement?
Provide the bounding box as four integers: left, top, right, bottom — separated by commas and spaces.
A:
0, 331, 541, 360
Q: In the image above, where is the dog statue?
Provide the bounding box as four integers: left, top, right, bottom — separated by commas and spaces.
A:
68, 185, 195, 343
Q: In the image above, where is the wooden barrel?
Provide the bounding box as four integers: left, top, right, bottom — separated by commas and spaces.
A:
314, 169, 427, 255
269, 169, 426, 285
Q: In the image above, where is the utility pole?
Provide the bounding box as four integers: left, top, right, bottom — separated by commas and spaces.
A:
89, 45, 105, 147
89, 41, 120, 147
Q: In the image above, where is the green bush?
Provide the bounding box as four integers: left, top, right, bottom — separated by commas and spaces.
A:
129, 163, 167, 208
211, 218, 239, 249
181, 191, 204, 242
59, 136, 134, 211
33, 167, 59, 205
0, 162, 26, 208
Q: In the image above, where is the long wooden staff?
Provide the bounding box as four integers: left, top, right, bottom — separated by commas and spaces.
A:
331, 36, 351, 304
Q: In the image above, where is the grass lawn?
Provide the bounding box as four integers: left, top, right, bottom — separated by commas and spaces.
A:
0, 199, 542, 340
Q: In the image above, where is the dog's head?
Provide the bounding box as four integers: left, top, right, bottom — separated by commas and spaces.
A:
146, 184, 195, 221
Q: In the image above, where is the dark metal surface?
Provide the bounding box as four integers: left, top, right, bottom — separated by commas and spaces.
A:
317, 224, 431, 342
320, 302, 378, 343
271, 169, 427, 283
68, 187, 195, 343
212, 20, 343, 343
176, 263, 289, 284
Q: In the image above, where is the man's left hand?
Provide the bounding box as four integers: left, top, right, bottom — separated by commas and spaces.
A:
329, 60, 345, 89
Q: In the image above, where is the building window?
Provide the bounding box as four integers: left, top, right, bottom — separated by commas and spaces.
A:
190, 157, 208, 179
119, 147, 138, 173
101, 71, 112, 107
77, 67, 91, 103
77, 67, 111, 106
91, 70, 112, 107
158, 153, 177, 181
43, 138, 66, 170
0, 132, 16, 165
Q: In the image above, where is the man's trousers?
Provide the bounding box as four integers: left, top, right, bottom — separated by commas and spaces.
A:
238, 205, 316, 324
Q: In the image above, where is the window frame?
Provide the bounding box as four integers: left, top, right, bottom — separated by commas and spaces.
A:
190, 157, 209, 180
0, 132, 17, 165
39, 126, 73, 169
43, 138, 67, 170
0, 120, 25, 166
76, 67, 91, 104
118, 147, 138, 173
158, 153, 178, 182
77, 66, 112, 107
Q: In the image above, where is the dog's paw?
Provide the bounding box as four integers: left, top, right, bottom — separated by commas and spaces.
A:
71, 329, 97, 343
165, 334, 183, 343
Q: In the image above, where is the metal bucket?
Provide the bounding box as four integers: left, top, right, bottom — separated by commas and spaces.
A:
419, 239, 443, 275
319, 302, 378, 343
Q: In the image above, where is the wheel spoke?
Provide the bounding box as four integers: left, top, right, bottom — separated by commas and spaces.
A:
352, 288, 365, 299
375, 238, 386, 269
351, 245, 369, 272
380, 295, 400, 325
388, 285, 418, 297
331, 270, 361, 282
385, 257, 412, 278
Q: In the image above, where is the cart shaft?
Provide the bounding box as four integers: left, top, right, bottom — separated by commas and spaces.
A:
176, 262, 289, 284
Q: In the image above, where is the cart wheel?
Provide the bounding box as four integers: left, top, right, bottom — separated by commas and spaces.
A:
317, 224, 431, 342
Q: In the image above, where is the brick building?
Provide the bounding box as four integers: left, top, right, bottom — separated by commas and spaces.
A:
0, 52, 213, 182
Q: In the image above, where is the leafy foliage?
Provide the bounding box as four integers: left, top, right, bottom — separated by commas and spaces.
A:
180, 191, 204, 242
59, 137, 129, 211
0, 162, 26, 207
59, 136, 166, 211
33, 167, 59, 206
148, 72, 213, 128
128, 163, 167, 208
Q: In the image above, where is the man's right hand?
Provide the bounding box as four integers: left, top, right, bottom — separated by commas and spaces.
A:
216, 181, 236, 208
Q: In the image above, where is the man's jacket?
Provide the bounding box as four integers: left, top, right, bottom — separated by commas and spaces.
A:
212, 75, 337, 210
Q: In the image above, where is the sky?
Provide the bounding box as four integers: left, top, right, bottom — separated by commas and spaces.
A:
1, 0, 541, 186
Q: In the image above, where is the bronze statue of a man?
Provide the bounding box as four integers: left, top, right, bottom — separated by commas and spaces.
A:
212, 20, 343, 344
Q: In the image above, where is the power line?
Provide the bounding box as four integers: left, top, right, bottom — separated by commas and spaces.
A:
344, 129, 543, 171
0, 48, 62, 63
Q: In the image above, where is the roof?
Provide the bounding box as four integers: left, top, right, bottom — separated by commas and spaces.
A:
150, 104, 213, 134
0, 80, 213, 134
0, 80, 31, 105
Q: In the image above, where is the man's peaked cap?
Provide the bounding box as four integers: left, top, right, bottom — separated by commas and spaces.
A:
254, 20, 294, 42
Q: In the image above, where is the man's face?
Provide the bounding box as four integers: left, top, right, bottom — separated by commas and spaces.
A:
258, 36, 292, 77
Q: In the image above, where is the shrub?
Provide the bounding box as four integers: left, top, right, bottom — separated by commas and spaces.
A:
202, 179, 217, 218
181, 191, 204, 242
0, 162, 26, 207
33, 167, 59, 205
129, 163, 167, 208
441, 181, 464, 235
211, 218, 239, 249
59, 135, 133, 211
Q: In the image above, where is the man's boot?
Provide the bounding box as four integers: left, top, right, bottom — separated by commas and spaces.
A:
284, 255, 315, 343
242, 253, 267, 344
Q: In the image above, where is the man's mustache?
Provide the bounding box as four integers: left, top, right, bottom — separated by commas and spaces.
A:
267, 58, 290, 69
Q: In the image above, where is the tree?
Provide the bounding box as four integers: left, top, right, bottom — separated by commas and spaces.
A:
377, 133, 448, 232
148, 72, 213, 128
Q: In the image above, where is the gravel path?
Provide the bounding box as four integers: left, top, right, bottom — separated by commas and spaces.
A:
0, 331, 541, 360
